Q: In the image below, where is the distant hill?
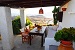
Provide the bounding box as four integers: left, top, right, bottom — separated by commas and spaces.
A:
11, 14, 53, 25
27, 15, 45, 18
27, 15, 53, 25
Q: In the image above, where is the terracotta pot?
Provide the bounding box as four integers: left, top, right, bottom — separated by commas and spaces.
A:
62, 8, 66, 11
58, 40, 74, 50
61, 40, 72, 45
58, 43, 74, 50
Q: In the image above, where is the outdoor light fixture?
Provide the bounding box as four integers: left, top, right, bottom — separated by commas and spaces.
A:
39, 8, 44, 14
39, 0, 44, 14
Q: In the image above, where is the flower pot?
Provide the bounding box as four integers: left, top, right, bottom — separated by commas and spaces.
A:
58, 40, 74, 50
58, 43, 74, 50
61, 40, 72, 45
62, 8, 66, 11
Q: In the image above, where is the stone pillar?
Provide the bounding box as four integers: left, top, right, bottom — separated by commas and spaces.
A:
0, 7, 14, 50
20, 9, 25, 28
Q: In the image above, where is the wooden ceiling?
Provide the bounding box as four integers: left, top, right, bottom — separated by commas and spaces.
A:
0, 0, 70, 8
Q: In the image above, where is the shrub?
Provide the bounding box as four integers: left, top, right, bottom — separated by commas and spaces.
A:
12, 16, 21, 35
26, 17, 32, 26
54, 27, 75, 42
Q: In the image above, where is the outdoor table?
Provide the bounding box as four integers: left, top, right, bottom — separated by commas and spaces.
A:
29, 26, 46, 47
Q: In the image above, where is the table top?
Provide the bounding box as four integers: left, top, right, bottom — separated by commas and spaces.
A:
30, 26, 46, 34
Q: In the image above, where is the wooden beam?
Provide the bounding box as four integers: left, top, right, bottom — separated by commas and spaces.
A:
0, 0, 68, 8
61, 0, 71, 6
0, 0, 15, 1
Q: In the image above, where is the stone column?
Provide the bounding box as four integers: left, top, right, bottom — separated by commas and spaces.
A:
20, 9, 25, 28
0, 7, 14, 50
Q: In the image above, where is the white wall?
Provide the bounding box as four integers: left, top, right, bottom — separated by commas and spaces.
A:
0, 7, 14, 50
62, 0, 75, 49
62, 0, 75, 28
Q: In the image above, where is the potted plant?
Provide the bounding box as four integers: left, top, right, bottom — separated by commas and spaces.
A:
54, 27, 75, 50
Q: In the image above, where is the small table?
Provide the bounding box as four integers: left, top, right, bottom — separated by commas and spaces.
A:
29, 26, 46, 47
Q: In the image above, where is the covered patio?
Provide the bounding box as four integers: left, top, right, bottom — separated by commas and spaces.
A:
1, 0, 75, 50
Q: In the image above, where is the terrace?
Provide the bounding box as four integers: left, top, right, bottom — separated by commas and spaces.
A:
0, 0, 75, 50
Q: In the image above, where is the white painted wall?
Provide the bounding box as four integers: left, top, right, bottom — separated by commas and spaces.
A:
62, 0, 75, 28
0, 7, 14, 50
62, 0, 75, 49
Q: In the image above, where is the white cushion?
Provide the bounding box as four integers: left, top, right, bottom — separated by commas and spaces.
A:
52, 25, 58, 31
57, 26, 62, 32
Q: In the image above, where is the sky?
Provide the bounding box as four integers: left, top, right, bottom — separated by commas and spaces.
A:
11, 6, 54, 18
11, 8, 20, 16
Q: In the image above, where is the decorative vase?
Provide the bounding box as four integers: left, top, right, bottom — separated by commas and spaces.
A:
62, 8, 67, 11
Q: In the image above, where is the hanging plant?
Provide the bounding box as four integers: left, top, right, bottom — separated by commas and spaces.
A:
52, 6, 57, 13
52, 6, 59, 25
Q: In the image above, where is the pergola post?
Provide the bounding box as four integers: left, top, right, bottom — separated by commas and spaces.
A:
0, 7, 14, 50
20, 9, 25, 28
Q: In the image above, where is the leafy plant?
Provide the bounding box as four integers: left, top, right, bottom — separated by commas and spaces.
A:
54, 27, 75, 42
52, 6, 58, 13
52, 6, 59, 25
12, 16, 21, 35
25, 17, 32, 26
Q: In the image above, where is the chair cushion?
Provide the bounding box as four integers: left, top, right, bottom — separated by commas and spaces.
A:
52, 25, 58, 31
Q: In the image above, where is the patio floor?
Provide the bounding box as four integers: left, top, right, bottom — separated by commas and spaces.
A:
13, 35, 44, 50
0, 35, 44, 50
0, 35, 58, 50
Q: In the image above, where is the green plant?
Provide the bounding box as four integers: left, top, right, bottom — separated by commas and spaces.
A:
12, 16, 21, 35
54, 27, 75, 42
52, 6, 57, 13
25, 17, 32, 26
52, 6, 59, 25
